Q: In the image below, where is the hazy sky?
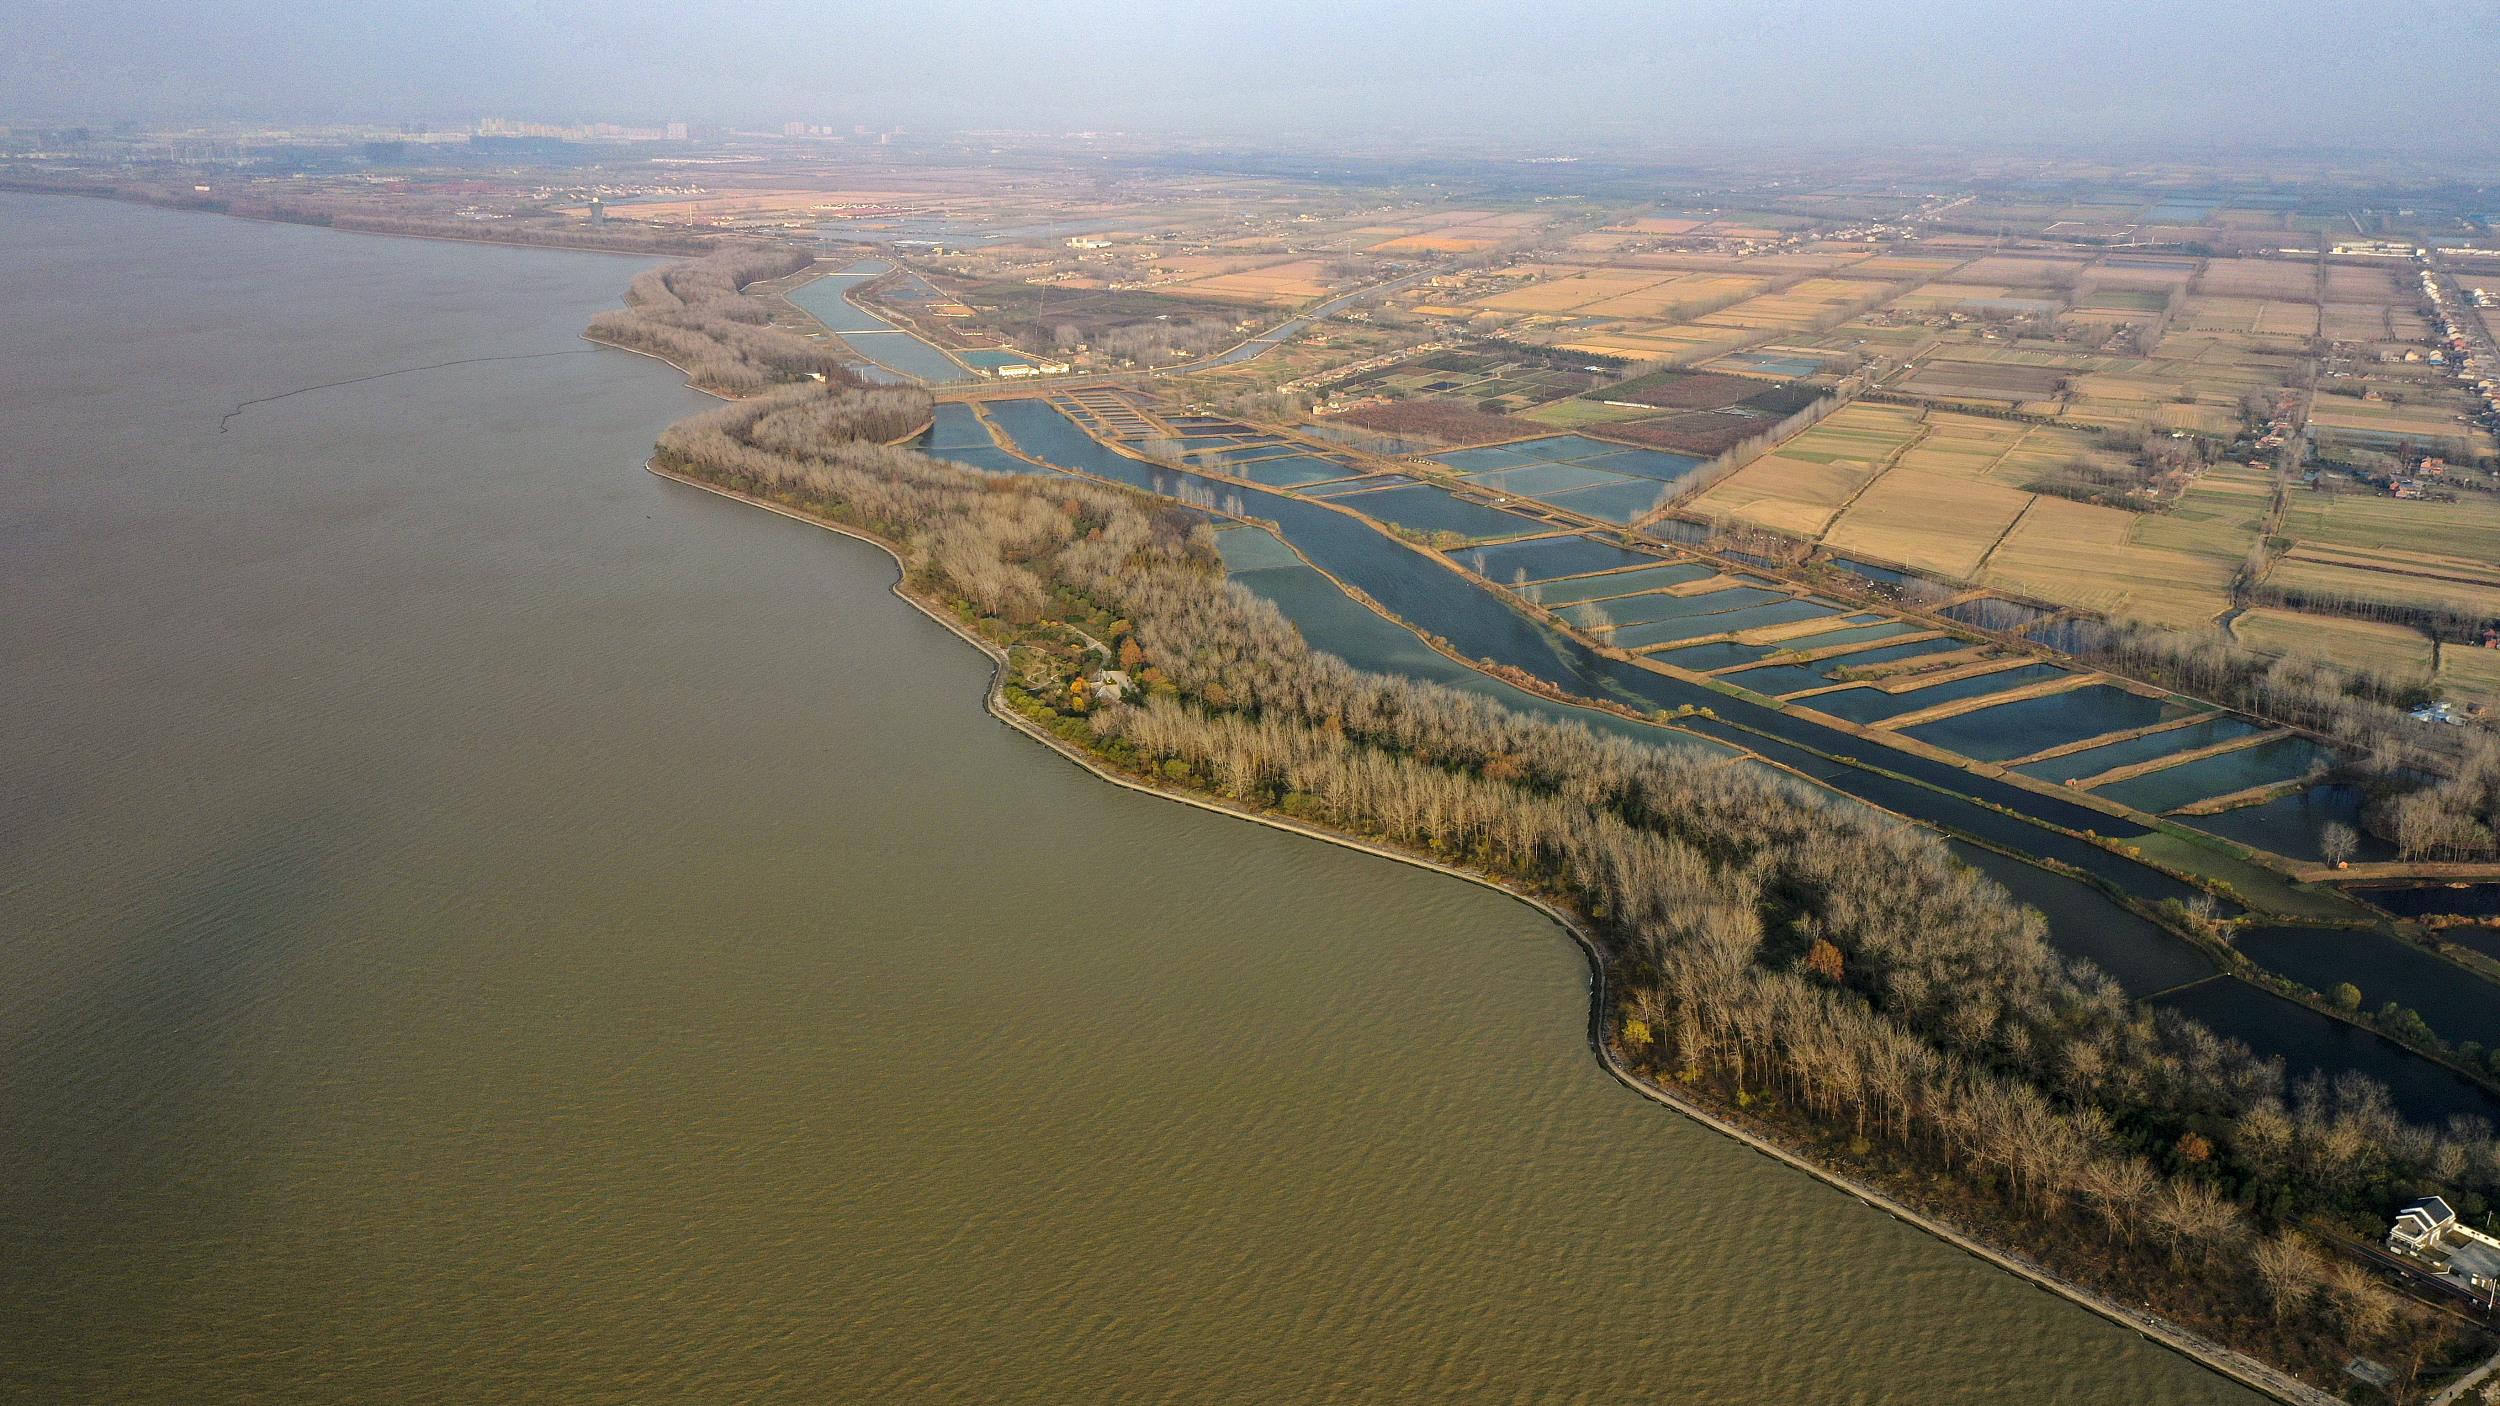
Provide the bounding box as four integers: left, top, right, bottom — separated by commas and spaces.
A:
7, 0, 2492, 153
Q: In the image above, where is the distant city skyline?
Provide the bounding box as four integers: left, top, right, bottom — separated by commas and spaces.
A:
6, 0, 2495, 156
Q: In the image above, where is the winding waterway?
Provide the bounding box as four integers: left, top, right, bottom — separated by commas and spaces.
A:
0, 193, 2267, 1403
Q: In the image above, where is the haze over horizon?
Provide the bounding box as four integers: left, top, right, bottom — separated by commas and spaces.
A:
7, 0, 2492, 156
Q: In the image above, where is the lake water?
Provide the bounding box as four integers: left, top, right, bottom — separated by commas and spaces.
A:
0, 194, 2264, 1404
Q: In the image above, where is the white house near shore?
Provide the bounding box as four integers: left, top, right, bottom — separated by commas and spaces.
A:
2389, 1196, 2500, 1294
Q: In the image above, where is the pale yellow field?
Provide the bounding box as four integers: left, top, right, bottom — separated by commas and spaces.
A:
1687, 453, 1878, 535
2320, 304, 2393, 340
2119, 472, 2266, 569
1692, 278, 1871, 331
1983, 497, 2236, 626
2197, 258, 2317, 299
1991, 423, 2135, 484
2232, 607, 2436, 677
1724, 251, 1867, 275
2178, 296, 2272, 333
2267, 555, 2500, 618
2253, 301, 2321, 336
1474, 269, 1674, 313
1844, 256, 1963, 278
1369, 233, 1497, 253
1150, 253, 1289, 280
1939, 254, 2089, 285
1893, 417, 2028, 478
1556, 326, 1740, 360
1768, 402, 1928, 462
1578, 273, 1764, 319
2085, 263, 2196, 292
2309, 397, 2490, 446
2437, 643, 2500, 703
1825, 467, 2031, 578
2325, 266, 2403, 300
1177, 258, 1342, 303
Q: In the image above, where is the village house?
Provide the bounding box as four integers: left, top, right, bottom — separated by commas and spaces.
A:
2388, 1196, 2500, 1294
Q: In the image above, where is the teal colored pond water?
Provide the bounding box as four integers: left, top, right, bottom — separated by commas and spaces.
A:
2093, 737, 2325, 814
2014, 717, 2268, 784
1900, 686, 2200, 764
1540, 476, 1674, 524
1521, 563, 1716, 605
1611, 599, 1840, 650
784, 260, 971, 383
1804, 664, 2072, 725
1327, 484, 1550, 539
1560, 586, 1786, 630
1452, 535, 1659, 581
916, 405, 1053, 476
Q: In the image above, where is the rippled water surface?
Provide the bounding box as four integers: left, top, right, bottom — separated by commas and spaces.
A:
0, 195, 2262, 1404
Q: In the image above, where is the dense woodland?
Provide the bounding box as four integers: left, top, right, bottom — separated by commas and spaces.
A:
585, 246, 847, 394
609, 252, 2498, 1398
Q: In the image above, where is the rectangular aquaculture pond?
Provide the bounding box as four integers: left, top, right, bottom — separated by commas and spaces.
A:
1801, 663, 2072, 725
2183, 783, 2393, 864
1716, 661, 1852, 697
1539, 476, 1675, 525
1328, 484, 1550, 540
1898, 686, 2201, 764
2091, 736, 2325, 813
1612, 599, 1841, 649
1302, 474, 1414, 498
918, 406, 1055, 476
1520, 562, 1716, 604
2353, 883, 2500, 921
1431, 434, 1704, 484
2013, 715, 2268, 784
1643, 639, 1788, 672
1794, 634, 1965, 675
1232, 454, 1363, 488
1559, 585, 1788, 629
1449, 535, 1658, 582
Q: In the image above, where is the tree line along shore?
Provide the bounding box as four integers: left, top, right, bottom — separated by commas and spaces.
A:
595, 246, 2500, 1403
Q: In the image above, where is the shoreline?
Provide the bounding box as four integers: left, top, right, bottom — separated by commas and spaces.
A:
0, 182, 710, 259
641, 453, 2342, 1406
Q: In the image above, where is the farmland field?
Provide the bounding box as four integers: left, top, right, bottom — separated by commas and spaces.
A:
2280, 489, 2500, 564
1983, 497, 2237, 627
2437, 642, 2500, 702
1825, 467, 2030, 578
2230, 608, 2436, 678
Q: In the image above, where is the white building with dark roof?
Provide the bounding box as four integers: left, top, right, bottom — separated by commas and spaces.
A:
2389, 1195, 2500, 1294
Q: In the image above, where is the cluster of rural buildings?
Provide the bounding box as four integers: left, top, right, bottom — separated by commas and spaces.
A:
2422, 268, 2500, 422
